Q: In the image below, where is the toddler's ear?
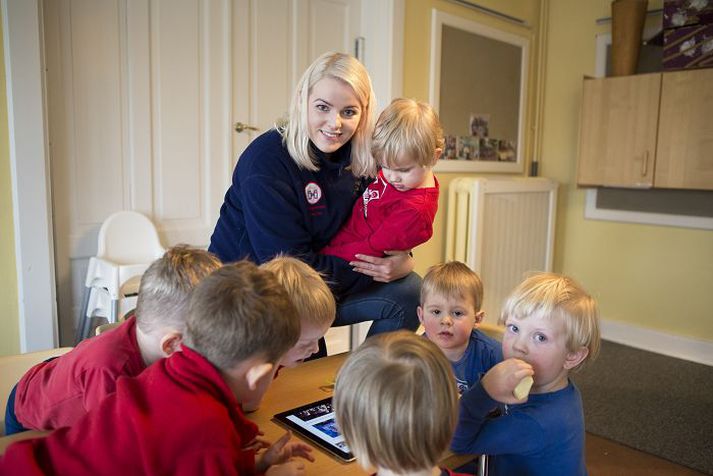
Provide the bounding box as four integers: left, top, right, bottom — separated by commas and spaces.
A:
160, 331, 183, 357
433, 147, 443, 161
474, 310, 485, 324
417, 306, 425, 324
563, 346, 589, 370
246, 363, 274, 391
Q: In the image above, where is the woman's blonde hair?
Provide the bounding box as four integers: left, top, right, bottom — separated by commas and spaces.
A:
282, 52, 376, 177
372, 98, 444, 168
260, 255, 336, 328
334, 331, 458, 472
499, 272, 601, 371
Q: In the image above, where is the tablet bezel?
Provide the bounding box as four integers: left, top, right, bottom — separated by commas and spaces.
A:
273, 396, 355, 463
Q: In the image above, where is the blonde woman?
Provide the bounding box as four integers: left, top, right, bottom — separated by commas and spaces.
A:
210, 52, 420, 343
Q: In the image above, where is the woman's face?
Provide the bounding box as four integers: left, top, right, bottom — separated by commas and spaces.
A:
307, 77, 362, 154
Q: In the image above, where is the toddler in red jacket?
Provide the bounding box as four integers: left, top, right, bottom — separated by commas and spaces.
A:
5, 244, 221, 434
1, 260, 313, 475
320, 98, 443, 262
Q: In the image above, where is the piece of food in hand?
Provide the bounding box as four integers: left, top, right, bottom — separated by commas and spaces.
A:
513, 375, 534, 400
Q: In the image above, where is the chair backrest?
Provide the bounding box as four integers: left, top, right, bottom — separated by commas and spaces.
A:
480, 323, 505, 342
97, 211, 164, 265
0, 347, 73, 435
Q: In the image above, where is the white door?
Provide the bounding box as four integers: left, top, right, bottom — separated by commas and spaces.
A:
42, 0, 384, 347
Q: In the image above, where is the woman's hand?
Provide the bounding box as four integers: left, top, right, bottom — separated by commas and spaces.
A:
350, 250, 414, 282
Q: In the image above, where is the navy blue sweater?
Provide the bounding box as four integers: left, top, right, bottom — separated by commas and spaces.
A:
209, 129, 370, 299
451, 380, 587, 476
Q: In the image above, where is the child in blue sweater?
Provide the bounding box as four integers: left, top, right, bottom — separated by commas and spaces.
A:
418, 262, 502, 395
451, 272, 601, 476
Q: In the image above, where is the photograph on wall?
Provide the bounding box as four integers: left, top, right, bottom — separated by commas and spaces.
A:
479, 138, 498, 161
497, 140, 517, 162
443, 135, 457, 159
457, 136, 480, 160
469, 113, 490, 138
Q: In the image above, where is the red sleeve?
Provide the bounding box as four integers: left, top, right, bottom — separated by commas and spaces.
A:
175, 448, 255, 476
81, 367, 122, 413
366, 206, 434, 253
322, 206, 434, 260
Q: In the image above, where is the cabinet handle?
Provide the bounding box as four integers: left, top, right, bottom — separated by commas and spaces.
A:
641, 150, 649, 177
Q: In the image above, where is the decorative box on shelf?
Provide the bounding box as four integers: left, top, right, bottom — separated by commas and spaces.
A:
663, 23, 713, 69
663, 0, 713, 29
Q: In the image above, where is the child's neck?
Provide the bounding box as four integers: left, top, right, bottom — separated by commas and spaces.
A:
135, 326, 163, 366
375, 466, 441, 476
417, 169, 435, 189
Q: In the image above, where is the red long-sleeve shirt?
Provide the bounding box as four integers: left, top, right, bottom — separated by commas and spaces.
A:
1, 346, 260, 475
321, 171, 439, 261
14, 316, 146, 431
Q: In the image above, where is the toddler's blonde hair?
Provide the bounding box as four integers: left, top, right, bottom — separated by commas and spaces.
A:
260, 256, 335, 328
499, 272, 601, 370
184, 261, 300, 370
135, 245, 221, 335
372, 98, 444, 168
420, 261, 484, 313
334, 331, 458, 472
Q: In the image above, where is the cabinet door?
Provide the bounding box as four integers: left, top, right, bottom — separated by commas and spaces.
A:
655, 69, 713, 190
577, 74, 661, 188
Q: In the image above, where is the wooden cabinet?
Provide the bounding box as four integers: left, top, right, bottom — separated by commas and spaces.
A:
577, 69, 713, 191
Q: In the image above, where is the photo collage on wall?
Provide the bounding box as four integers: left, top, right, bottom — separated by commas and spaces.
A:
442, 113, 517, 162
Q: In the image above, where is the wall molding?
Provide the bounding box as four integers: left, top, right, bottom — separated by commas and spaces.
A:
601, 318, 713, 367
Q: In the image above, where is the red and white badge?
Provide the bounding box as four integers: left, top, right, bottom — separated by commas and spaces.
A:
304, 182, 322, 205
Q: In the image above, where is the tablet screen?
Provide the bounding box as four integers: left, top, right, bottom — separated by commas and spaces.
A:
273, 397, 354, 462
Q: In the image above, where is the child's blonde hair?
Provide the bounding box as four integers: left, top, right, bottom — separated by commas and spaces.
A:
282, 52, 376, 177
334, 331, 458, 472
183, 261, 300, 370
372, 98, 444, 168
260, 256, 336, 328
499, 272, 601, 370
135, 245, 221, 335
420, 261, 484, 313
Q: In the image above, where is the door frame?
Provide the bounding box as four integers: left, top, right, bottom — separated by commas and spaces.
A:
2, 0, 404, 352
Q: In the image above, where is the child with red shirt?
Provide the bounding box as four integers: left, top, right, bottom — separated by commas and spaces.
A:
1, 261, 313, 475
320, 98, 443, 263
5, 245, 221, 434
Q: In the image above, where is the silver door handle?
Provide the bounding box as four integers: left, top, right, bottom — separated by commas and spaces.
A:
234, 122, 259, 133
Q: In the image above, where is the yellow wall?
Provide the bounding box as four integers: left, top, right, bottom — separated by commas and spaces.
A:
408, 0, 713, 342
543, 0, 713, 341
0, 16, 21, 356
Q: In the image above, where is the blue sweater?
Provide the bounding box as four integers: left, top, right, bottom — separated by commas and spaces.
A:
209, 129, 370, 299
451, 379, 587, 476
450, 329, 503, 395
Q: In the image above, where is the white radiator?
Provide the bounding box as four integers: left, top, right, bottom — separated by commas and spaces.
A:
445, 176, 558, 325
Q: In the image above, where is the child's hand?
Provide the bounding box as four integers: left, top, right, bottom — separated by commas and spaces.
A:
481, 358, 534, 404
242, 430, 270, 452
265, 460, 306, 476
255, 431, 315, 473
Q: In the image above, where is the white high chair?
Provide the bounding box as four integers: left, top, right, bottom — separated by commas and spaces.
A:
75, 211, 164, 343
